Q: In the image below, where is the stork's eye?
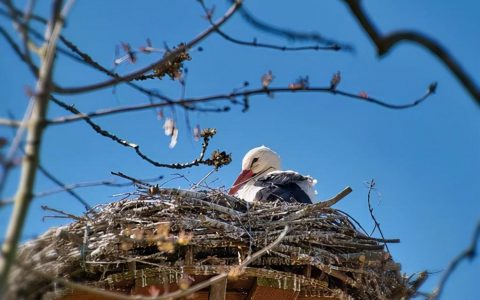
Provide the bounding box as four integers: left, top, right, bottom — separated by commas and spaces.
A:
251, 157, 259, 166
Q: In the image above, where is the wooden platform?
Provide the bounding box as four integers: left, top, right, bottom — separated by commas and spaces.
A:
59, 266, 340, 300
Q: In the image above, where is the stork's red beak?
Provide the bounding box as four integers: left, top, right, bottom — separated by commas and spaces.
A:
228, 170, 254, 195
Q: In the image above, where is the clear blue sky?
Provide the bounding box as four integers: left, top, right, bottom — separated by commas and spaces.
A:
1, 1, 479, 298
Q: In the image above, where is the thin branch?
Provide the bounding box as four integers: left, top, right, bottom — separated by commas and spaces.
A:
0, 118, 22, 127
0, 10, 207, 113
40, 205, 83, 221
0, 175, 164, 207
0, 82, 436, 129
57, 36, 178, 104
0, 25, 38, 75
40, 83, 436, 126
0, 0, 39, 76
52, 0, 243, 95
275, 186, 353, 224
1, 111, 91, 211
236, 2, 352, 51
0, 100, 34, 196
430, 220, 480, 300
36, 164, 91, 211
366, 179, 389, 253
110, 171, 155, 188
50, 96, 230, 169
342, 0, 480, 106
198, 1, 340, 52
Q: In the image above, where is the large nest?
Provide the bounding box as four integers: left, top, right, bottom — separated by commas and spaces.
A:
7, 188, 419, 299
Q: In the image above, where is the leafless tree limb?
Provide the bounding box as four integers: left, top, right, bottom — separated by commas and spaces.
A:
0, 25, 38, 75
36, 164, 91, 210
342, 0, 480, 106
236, 1, 352, 51
0, 0, 39, 76
110, 171, 158, 188
0, 175, 163, 208
51, 0, 243, 95
36, 83, 436, 127
0, 100, 34, 196
0, 0, 74, 294
50, 96, 231, 170
429, 220, 480, 300
198, 1, 340, 52
0, 82, 435, 128
40, 205, 83, 221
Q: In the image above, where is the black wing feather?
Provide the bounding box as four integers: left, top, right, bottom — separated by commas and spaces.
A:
254, 172, 312, 204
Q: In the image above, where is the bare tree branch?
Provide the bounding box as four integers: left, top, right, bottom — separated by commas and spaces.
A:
50, 96, 231, 170
198, 1, 340, 52
0, 25, 38, 75
110, 171, 159, 188
0, 82, 435, 128
236, 2, 352, 51
0, 175, 164, 208
429, 220, 480, 300
342, 0, 480, 106
36, 164, 91, 211
0, 0, 74, 294
36, 83, 436, 127
0, 0, 39, 76
51, 0, 243, 95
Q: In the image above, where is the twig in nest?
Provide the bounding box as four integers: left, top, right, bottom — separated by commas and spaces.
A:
40, 205, 83, 221
13, 225, 289, 300
111, 171, 154, 188
366, 179, 389, 253
275, 186, 352, 224
191, 168, 217, 190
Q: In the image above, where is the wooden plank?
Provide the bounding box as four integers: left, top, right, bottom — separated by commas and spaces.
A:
247, 281, 298, 300
188, 291, 246, 300
297, 297, 339, 300
60, 292, 118, 300
185, 246, 194, 265
209, 277, 228, 300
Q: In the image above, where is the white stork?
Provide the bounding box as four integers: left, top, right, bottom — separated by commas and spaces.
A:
228, 146, 317, 203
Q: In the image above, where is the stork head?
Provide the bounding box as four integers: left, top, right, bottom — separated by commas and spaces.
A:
229, 146, 281, 195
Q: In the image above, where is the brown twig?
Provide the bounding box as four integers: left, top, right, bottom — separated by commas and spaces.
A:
342, 0, 480, 106
275, 186, 352, 224
366, 179, 389, 253
50, 96, 230, 169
